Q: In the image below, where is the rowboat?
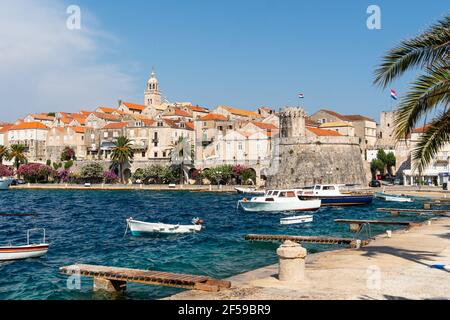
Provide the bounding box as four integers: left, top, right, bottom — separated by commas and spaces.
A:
374, 192, 413, 202
126, 217, 203, 235
297, 184, 373, 206
238, 189, 321, 212
0, 228, 49, 261
0, 177, 13, 190
280, 215, 313, 225
235, 187, 265, 195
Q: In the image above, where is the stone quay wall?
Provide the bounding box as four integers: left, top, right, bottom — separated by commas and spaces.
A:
266, 136, 368, 188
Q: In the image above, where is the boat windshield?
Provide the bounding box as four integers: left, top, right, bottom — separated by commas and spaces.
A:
272, 191, 279, 197
266, 190, 273, 196
322, 185, 336, 190
314, 185, 321, 190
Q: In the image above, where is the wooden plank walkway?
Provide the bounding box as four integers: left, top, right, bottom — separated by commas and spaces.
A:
377, 208, 449, 216
60, 264, 231, 292
244, 234, 369, 247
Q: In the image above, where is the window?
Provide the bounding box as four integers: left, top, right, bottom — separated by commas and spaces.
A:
103, 132, 108, 138
279, 192, 286, 197
163, 151, 166, 157
203, 122, 207, 126
113, 131, 119, 138
154, 152, 158, 158
141, 151, 146, 157
238, 142, 243, 150
323, 186, 335, 190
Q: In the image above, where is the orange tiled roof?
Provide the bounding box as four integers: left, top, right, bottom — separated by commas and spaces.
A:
172, 108, 192, 117
306, 127, 342, 136
142, 119, 155, 126
70, 126, 88, 133
318, 110, 374, 122
30, 113, 55, 121
185, 122, 195, 130
250, 121, 278, 130
199, 113, 228, 121
123, 102, 146, 111
0, 124, 14, 133
219, 106, 261, 118
102, 122, 128, 130
188, 105, 209, 113
413, 124, 432, 133
96, 107, 116, 114
10, 122, 49, 130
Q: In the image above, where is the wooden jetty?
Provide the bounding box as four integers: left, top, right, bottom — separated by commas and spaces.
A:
377, 207, 449, 216
335, 219, 421, 232
244, 234, 369, 248
60, 264, 231, 293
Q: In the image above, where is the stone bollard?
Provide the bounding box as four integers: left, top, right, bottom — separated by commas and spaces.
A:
424, 203, 431, 210
277, 240, 307, 282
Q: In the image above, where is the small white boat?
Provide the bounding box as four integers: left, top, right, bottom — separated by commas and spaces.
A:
235, 186, 265, 195
238, 189, 321, 212
126, 217, 203, 235
0, 228, 49, 261
280, 215, 313, 225
0, 177, 13, 190
375, 192, 413, 202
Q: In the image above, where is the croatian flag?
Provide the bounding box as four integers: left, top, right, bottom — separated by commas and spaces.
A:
298, 93, 304, 99
390, 89, 398, 100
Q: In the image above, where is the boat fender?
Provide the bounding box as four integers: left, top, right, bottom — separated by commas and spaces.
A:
242, 198, 248, 202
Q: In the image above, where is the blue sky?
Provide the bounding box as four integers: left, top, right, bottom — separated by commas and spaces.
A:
1, 0, 448, 122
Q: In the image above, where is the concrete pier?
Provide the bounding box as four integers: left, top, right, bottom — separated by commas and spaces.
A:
166, 218, 450, 300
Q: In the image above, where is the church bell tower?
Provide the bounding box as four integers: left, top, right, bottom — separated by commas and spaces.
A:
144, 69, 161, 107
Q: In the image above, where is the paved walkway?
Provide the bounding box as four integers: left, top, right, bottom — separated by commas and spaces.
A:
167, 218, 450, 300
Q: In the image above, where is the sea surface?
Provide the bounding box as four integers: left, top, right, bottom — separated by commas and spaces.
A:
0, 189, 428, 300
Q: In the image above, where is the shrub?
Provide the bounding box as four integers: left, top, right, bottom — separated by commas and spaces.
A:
61, 147, 76, 161
0, 164, 13, 177
241, 168, 256, 185
56, 169, 70, 183
64, 160, 74, 169
17, 163, 54, 183
80, 162, 104, 183
103, 170, 119, 184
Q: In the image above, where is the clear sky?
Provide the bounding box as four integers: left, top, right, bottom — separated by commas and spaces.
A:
0, 0, 448, 122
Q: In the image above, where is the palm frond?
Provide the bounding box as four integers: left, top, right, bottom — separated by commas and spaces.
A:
374, 15, 450, 88
394, 60, 450, 139
412, 111, 450, 172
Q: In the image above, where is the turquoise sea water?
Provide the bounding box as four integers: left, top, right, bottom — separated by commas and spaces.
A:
0, 190, 427, 300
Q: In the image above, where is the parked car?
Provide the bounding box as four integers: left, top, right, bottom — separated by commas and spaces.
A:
10, 179, 25, 186
394, 178, 403, 185
369, 180, 381, 187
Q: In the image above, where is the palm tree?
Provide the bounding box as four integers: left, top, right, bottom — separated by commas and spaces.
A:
0, 145, 9, 164
111, 136, 134, 183
7, 144, 27, 170
374, 15, 450, 173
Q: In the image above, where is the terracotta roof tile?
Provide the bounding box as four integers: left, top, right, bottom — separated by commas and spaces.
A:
250, 121, 278, 130
219, 106, 261, 118
123, 102, 146, 111
102, 122, 128, 130
199, 113, 228, 121
306, 127, 342, 136
10, 122, 49, 130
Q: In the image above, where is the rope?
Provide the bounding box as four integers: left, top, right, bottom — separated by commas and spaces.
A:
122, 221, 129, 239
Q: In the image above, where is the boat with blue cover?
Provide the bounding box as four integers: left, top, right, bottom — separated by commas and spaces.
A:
297, 184, 373, 206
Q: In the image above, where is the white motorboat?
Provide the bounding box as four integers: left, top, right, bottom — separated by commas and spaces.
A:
0, 228, 49, 261
234, 186, 265, 195
297, 184, 373, 206
126, 217, 203, 235
0, 177, 13, 190
280, 215, 313, 225
237, 189, 321, 212
374, 192, 413, 202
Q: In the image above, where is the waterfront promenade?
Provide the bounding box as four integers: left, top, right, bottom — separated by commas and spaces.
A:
166, 217, 450, 300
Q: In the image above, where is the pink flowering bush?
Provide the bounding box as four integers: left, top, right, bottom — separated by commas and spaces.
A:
17, 163, 55, 183
56, 169, 70, 183
103, 170, 118, 183
0, 164, 14, 177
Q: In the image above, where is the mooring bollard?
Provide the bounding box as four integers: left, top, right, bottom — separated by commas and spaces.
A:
386, 230, 392, 238
424, 203, 431, 209
277, 240, 307, 282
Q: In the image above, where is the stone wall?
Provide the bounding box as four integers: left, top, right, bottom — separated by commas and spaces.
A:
266, 135, 368, 188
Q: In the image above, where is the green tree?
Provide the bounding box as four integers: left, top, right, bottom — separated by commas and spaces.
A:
7, 144, 27, 170
241, 169, 256, 185
80, 162, 104, 183
374, 15, 450, 173
385, 152, 397, 177
0, 145, 9, 164
61, 146, 76, 161
64, 160, 74, 169
370, 159, 385, 179
111, 136, 134, 183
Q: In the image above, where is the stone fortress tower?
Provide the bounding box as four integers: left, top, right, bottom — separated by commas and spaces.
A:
267, 106, 368, 188
144, 69, 161, 108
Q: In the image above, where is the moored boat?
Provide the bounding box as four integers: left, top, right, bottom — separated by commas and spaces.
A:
0, 228, 49, 261
374, 192, 413, 202
126, 217, 203, 235
280, 215, 313, 225
238, 189, 321, 212
297, 184, 373, 206
234, 186, 265, 195
0, 177, 13, 190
